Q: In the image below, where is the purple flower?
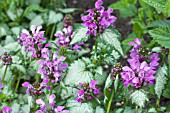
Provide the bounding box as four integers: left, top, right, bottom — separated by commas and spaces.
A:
62, 14, 74, 28
121, 38, 159, 88
76, 90, 85, 102
38, 53, 68, 85
1, 52, 12, 65
19, 25, 46, 58
36, 99, 47, 111
89, 80, 99, 94
76, 80, 99, 103
2, 106, 12, 113
22, 82, 46, 95
81, 0, 116, 36
22, 82, 33, 94
49, 94, 56, 109
54, 26, 73, 47
54, 106, 69, 113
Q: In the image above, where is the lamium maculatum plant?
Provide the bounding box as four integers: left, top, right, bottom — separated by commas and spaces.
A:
0, 0, 170, 113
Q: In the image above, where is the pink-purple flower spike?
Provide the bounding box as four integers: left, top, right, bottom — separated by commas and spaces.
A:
121, 38, 160, 88
82, 0, 116, 36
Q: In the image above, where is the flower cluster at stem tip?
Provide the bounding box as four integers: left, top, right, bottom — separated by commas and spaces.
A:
82, 0, 116, 36
55, 15, 84, 53
35, 94, 68, 113
1, 52, 12, 65
121, 38, 160, 88
76, 80, 99, 103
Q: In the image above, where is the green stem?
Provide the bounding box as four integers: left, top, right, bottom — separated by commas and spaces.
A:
50, 24, 56, 40
36, 73, 39, 82
14, 73, 21, 93
94, 35, 98, 58
135, 105, 138, 113
12, 73, 17, 89
107, 89, 114, 113
156, 99, 160, 111
2, 65, 8, 83
50, 84, 54, 94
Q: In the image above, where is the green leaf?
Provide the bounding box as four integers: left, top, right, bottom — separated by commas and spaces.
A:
130, 89, 148, 107
58, 8, 80, 13
5, 35, 15, 45
0, 93, 6, 100
114, 74, 119, 92
64, 59, 93, 85
0, 23, 10, 37
61, 86, 77, 99
3, 42, 20, 51
26, 0, 41, 5
101, 29, 123, 56
30, 15, 44, 26
11, 102, 20, 113
109, 0, 137, 18
11, 64, 27, 74
133, 22, 143, 38
11, 27, 21, 36
123, 107, 135, 113
155, 64, 168, 99
23, 5, 45, 17
147, 20, 170, 28
21, 104, 30, 113
70, 26, 89, 45
95, 106, 105, 113
95, 67, 107, 85
148, 28, 170, 49
66, 99, 94, 113
142, 0, 168, 14
48, 11, 63, 25
104, 74, 113, 107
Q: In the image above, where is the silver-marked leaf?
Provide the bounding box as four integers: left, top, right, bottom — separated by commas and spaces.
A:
70, 26, 89, 45
64, 59, 93, 85
130, 90, 148, 107
155, 64, 168, 99
66, 99, 94, 113
101, 29, 123, 56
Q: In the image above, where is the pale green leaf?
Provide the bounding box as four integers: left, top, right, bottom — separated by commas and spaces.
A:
30, 15, 44, 26
70, 26, 89, 45
11, 64, 27, 74
114, 74, 119, 91
58, 8, 79, 13
101, 29, 123, 56
11, 102, 20, 113
155, 64, 168, 99
130, 90, 148, 107
95, 106, 105, 113
66, 99, 94, 113
21, 104, 30, 113
3, 42, 20, 51
64, 59, 93, 85
48, 11, 63, 25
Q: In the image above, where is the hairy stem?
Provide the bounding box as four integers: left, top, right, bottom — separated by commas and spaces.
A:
2, 65, 8, 83
50, 24, 56, 40
156, 99, 160, 111
94, 35, 98, 58
135, 105, 138, 113
50, 84, 54, 94
36, 73, 39, 82
107, 89, 114, 113
14, 73, 21, 93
